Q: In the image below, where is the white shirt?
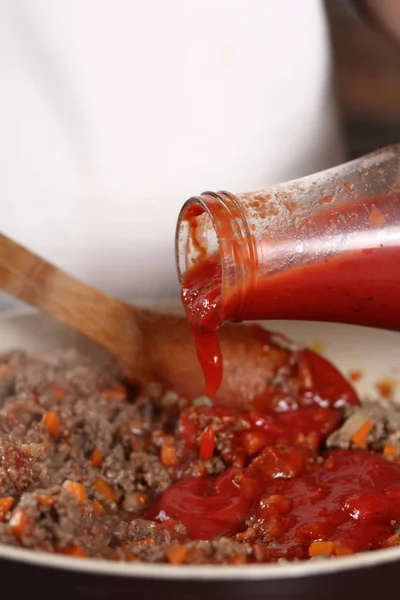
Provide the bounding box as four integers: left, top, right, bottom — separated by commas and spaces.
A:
0, 0, 345, 311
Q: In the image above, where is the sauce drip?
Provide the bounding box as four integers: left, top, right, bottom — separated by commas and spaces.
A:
181, 255, 223, 396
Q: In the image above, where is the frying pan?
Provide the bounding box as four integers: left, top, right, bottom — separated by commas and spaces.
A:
1, 309, 400, 600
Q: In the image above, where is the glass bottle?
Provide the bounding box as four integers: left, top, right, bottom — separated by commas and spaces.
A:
175, 144, 400, 332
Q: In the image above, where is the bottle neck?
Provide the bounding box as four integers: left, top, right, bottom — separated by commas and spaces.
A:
175, 190, 257, 325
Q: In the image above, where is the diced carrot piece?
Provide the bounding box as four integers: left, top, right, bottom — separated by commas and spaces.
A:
92, 500, 106, 516
263, 516, 290, 542
378, 382, 392, 399
36, 494, 55, 507
50, 385, 67, 401
165, 543, 188, 565
160, 434, 175, 445
134, 538, 155, 547
0, 497, 14, 521
90, 448, 104, 468
200, 426, 215, 460
135, 493, 147, 507
0, 364, 10, 377
377, 379, 397, 400
102, 384, 127, 401
259, 495, 292, 517
240, 429, 270, 456
349, 370, 362, 382
350, 420, 372, 447
62, 480, 87, 502
9, 509, 30, 539
334, 543, 354, 556
161, 444, 178, 467
324, 456, 335, 470
309, 541, 335, 558
383, 445, 397, 458
295, 431, 320, 452
64, 545, 88, 557
236, 526, 256, 543
384, 533, 400, 548
227, 555, 248, 564
380, 534, 400, 548
94, 479, 118, 502
116, 548, 134, 561
296, 522, 327, 541
42, 411, 61, 437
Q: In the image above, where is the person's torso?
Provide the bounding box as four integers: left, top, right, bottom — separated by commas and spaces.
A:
0, 0, 346, 309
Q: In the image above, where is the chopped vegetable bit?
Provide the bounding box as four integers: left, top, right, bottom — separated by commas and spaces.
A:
165, 543, 188, 565
0, 364, 10, 377
383, 445, 397, 458
0, 497, 14, 521
102, 383, 127, 401
90, 448, 104, 468
92, 500, 106, 516
62, 480, 87, 502
94, 479, 118, 502
377, 378, 397, 400
134, 538, 155, 547
228, 555, 248, 564
200, 426, 215, 460
381, 534, 400, 548
334, 543, 354, 556
42, 411, 61, 436
64, 545, 88, 557
9, 509, 30, 539
161, 444, 178, 467
350, 420, 373, 447
36, 494, 55, 507
49, 384, 67, 400
309, 541, 335, 557
349, 370, 362, 382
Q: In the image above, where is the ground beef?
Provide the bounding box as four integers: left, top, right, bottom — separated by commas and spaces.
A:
0, 350, 184, 561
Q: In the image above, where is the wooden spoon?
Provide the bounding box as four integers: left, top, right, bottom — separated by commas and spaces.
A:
0, 232, 292, 409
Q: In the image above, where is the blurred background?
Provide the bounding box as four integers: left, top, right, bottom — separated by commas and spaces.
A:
326, 0, 400, 157
1, 0, 400, 314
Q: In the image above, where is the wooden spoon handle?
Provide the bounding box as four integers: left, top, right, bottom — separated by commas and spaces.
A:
0, 232, 141, 361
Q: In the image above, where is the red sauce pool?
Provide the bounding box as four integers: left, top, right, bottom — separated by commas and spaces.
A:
147, 404, 400, 559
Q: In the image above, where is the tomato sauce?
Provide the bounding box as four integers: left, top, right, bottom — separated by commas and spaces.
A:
147, 403, 400, 559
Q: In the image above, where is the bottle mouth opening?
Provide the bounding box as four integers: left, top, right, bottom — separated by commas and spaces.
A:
175, 191, 255, 324
175, 197, 220, 284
